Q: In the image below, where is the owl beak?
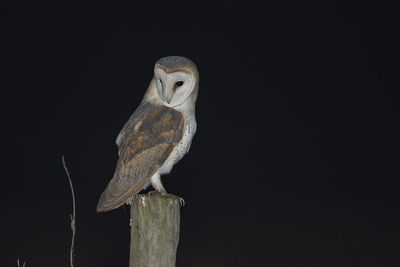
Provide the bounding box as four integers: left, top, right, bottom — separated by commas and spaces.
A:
163, 83, 174, 104
166, 93, 173, 104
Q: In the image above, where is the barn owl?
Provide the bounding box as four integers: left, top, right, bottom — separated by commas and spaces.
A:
96, 56, 199, 212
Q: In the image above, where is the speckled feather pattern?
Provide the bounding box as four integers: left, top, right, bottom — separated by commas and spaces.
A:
157, 111, 196, 175
156, 56, 197, 72
97, 56, 198, 212
97, 104, 184, 212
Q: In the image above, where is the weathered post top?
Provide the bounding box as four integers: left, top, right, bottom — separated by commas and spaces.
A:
129, 194, 181, 267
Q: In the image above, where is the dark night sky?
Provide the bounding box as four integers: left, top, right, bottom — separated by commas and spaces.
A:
5, 1, 399, 266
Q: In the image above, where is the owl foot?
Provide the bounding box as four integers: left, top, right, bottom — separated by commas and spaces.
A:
160, 192, 185, 207
125, 196, 133, 205
147, 191, 184, 206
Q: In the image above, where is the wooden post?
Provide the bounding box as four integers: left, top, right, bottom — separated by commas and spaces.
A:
129, 194, 181, 267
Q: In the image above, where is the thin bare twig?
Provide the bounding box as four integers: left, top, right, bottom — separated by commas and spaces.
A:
62, 155, 76, 267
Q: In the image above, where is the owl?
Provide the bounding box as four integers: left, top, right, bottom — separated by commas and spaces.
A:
96, 56, 199, 212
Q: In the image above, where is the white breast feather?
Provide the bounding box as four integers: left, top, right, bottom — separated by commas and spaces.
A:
158, 112, 196, 175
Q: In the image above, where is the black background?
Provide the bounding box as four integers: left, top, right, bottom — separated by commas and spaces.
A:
5, 1, 399, 266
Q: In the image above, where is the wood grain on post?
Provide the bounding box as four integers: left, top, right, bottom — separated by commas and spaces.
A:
129, 194, 181, 267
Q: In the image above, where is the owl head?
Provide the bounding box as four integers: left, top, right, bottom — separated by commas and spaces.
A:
150, 56, 199, 108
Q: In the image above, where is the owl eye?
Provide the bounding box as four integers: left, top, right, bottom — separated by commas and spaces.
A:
175, 81, 184, 87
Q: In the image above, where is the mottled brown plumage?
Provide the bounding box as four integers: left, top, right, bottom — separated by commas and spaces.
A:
97, 105, 184, 212
97, 56, 198, 213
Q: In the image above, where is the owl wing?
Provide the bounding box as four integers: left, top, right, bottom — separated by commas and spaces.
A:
97, 104, 184, 212
115, 102, 153, 155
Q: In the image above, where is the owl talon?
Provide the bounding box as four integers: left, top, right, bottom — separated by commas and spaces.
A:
125, 196, 133, 205
178, 197, 185, 207
160, 192, 185, 207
